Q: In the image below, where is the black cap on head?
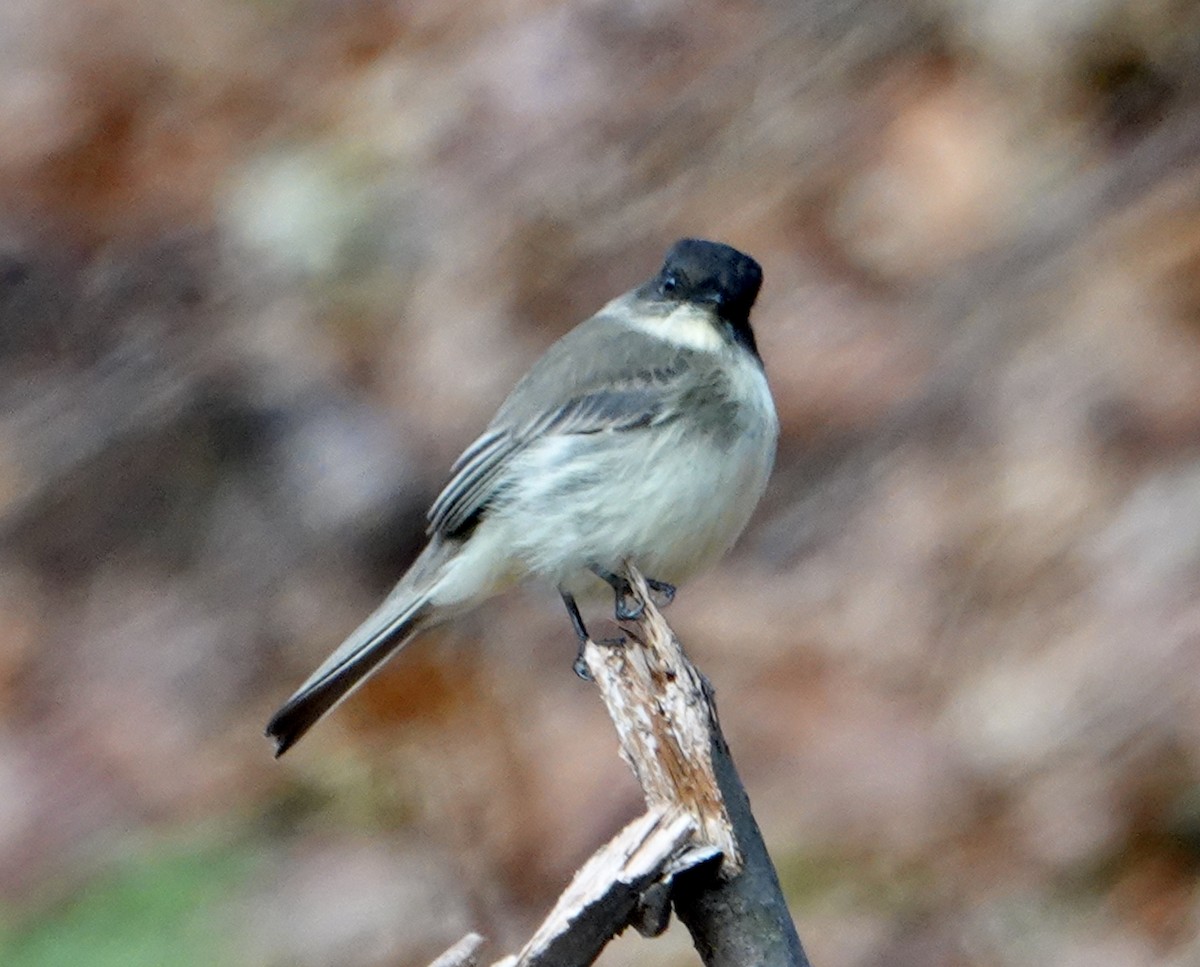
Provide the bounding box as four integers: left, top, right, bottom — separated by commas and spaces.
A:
648, 238, 764, 354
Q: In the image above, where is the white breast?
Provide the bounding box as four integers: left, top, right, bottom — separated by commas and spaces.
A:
516, 352, 776, 593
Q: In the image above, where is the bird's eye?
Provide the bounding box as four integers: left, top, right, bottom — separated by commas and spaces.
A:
661, 274, 679, 295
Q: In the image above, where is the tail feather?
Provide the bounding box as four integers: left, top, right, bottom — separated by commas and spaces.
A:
266, 591, 432, 756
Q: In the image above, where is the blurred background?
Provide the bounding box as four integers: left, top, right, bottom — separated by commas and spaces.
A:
2, 0, 1200, 964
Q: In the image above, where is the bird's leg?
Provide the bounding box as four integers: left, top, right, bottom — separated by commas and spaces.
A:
560, 590, 593, 681
562, 587, 630, 679
589, 565, 643, 621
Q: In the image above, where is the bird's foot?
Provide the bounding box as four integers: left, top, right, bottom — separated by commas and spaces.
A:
611, 577, 675, 620
645, 578, 676, 609
614, 588, 644, 621
590, 564, 670, 621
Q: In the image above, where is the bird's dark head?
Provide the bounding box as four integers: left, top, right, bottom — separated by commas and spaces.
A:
638, 239, 764, 357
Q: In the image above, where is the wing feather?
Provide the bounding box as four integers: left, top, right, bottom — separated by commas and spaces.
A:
426, 377, 681, 538
427, 431, 523, 537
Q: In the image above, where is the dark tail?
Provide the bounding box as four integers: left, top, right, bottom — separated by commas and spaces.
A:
266, 590, 432, 756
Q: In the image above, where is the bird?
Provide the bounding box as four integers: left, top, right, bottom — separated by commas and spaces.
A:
266, 238, 778, 756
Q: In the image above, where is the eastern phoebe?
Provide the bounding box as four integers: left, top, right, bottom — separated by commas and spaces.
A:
267, 239, 778, 755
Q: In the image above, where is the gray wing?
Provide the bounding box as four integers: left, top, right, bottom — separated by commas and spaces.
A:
426, 374, 685, 539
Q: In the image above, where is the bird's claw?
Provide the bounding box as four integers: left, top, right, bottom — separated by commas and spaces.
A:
645, 578, 676, 609
615, 579, 674, 619
614, 594, 645, 621
592, 566, 675, 621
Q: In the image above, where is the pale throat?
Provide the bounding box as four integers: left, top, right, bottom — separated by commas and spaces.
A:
618, 300, 727, 353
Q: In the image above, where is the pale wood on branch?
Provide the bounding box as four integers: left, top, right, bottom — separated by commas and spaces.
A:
581, 568, 741, 872
426, 564, 809, 967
